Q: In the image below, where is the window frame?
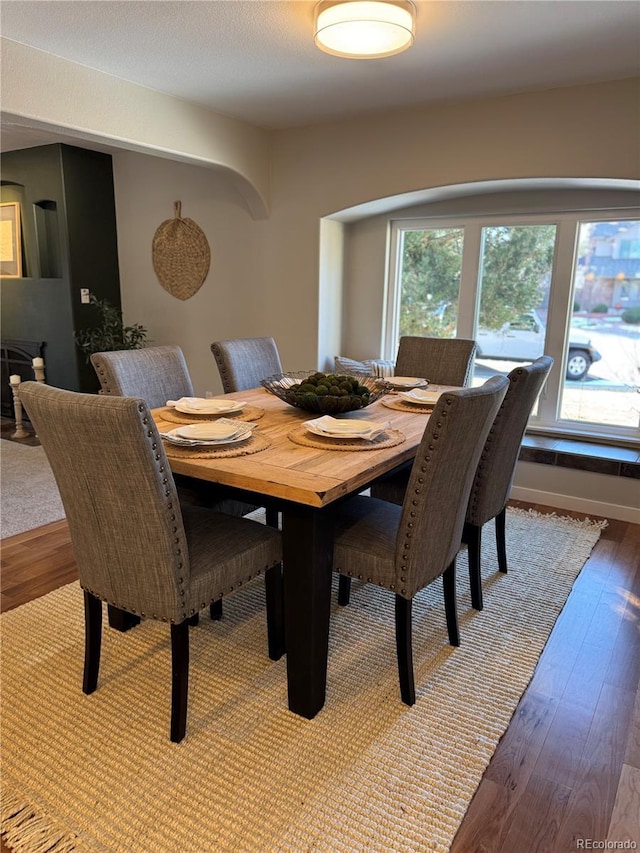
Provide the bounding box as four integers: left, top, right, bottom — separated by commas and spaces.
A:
385, 207, 640, 445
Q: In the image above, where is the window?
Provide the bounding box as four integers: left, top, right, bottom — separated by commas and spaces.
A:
385, 210, 640, 444
396, 227, 463, 339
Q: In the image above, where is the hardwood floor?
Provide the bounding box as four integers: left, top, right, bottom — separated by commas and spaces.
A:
1, 501, 638, 852
451, 501, 640, 852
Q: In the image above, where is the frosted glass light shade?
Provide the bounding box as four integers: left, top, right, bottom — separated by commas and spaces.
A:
314, 1, 415, 58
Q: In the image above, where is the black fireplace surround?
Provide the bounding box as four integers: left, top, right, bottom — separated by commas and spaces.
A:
1, 339, 45, 418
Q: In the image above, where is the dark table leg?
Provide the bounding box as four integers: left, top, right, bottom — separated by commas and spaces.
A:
282, 503, 334, 719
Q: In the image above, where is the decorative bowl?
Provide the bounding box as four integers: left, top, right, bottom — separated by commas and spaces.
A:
261, 370, 391, 414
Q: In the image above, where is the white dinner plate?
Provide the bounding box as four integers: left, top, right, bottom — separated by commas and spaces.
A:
387, 376, 429, 389
398, 389, 441, 406
162, 426, 253, 447
174, 397, 246, 415
305, 416, 388, 440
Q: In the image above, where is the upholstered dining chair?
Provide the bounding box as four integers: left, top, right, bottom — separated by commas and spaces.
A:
92, 344, 255, 518
366, 335, 478, 519
365, 357, 555, 613
332, 376, 509, 705
464, 356, 554, 610
19, 381, 284, 743
394, 335, 477, 387
91, 345, 195, 408
211, 336, 283, 393
210, 336, 283, 527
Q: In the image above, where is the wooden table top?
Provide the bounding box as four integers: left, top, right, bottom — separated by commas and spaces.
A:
152, 387, 448, 508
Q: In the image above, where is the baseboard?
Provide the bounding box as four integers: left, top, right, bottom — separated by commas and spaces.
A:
510, 486, 640, 524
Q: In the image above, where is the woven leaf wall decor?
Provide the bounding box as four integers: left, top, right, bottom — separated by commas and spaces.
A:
152, 201, 211, 300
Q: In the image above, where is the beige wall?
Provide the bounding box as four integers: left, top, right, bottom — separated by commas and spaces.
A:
270, 78, 639, 217
111, 78, 640, 389
112, 153, 270, 395
1, 38, 271, 218
98, 78, 640, 518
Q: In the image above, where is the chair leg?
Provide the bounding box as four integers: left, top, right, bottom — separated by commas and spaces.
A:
210, 599, 222, 621
187, 613, 200, 627
496, 507, 508, 573
466, 523, 483, 611
443, 560, 460, 647
107, 605, 141, 632
265, 563, 285, 660
170, 621, 190, 743
338, 575, 352, 606
395, 595, 415, 706
83, 591, 102, 695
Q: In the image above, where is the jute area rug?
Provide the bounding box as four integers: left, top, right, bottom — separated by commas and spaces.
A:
1, 509, 604, 853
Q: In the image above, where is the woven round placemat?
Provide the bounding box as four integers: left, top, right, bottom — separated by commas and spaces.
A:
287, 426, 405, 451
152, 201, 210, 301
158, 405, 264, 425
162, 433, 271, 459
381, 397, 434, 414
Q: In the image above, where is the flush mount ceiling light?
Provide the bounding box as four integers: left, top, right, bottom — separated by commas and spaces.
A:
314, 0, 416, 59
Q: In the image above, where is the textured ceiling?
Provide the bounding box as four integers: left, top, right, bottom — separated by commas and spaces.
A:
1, 0, 639, 147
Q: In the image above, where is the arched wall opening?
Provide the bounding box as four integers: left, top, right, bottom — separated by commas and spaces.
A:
318, 178, 640, 369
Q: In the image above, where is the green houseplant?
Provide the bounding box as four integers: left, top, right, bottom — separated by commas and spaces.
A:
75, 294, 148, 362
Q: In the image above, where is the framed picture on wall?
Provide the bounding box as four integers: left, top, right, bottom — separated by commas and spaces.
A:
1, 202, 23, 278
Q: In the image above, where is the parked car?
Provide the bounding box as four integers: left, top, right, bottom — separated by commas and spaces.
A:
476, 311, 602, 380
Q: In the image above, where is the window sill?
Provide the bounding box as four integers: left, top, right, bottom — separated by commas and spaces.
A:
519, 435, 640, 478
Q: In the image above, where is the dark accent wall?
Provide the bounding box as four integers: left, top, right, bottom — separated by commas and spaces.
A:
1, 143, 121, 393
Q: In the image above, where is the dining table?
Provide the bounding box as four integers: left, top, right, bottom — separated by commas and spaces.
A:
152, 383, 460, 720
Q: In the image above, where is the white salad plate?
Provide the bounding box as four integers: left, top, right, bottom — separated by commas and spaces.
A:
387, 377, 429, 389
172, 397, 246, 415
304, 416, 388, 441
397, 389, 441, 406
177, 422, 245, 441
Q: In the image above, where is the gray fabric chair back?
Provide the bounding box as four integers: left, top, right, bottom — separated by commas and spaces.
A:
91, 346, 195, 409
396, 375, 509, 597
211, 337, 283, 392
394, 336, 477, 386
19, 382, 192, 622
467, 356, 554, 527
